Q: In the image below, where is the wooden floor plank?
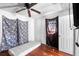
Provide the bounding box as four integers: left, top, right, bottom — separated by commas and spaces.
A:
27, 44, 73, 56
0, 50, 10, 56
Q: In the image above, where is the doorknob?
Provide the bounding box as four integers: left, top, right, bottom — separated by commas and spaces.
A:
75, 42, 79, 47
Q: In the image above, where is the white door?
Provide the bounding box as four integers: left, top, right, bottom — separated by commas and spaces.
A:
59, 15, 74, 55
75, 29, 79, 56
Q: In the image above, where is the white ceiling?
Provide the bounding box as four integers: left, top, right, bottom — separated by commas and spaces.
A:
0, 3, 70, 17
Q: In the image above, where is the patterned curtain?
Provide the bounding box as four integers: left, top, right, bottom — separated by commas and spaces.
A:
17, 19, 28, 45
0, 16, 28, 52
0, 16, 18, 52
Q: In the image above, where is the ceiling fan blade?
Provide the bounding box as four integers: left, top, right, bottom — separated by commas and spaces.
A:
30, 3, 37, 8
16, 8, 26, 13
31, 8, 41, 14
27, 9, 31, 17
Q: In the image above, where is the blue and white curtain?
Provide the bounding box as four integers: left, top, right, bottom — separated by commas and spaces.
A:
0, 16, 28, 52
17, 19, 28, 45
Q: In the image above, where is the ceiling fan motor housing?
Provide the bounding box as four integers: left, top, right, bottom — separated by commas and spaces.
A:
24, 3, 30, 9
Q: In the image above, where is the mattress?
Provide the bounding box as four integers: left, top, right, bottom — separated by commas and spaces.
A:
8, 41, 41, 56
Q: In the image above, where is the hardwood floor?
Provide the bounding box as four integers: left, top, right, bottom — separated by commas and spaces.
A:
27, 44, 73, 56
0, 50, 10, 56
0, 44, 73, 56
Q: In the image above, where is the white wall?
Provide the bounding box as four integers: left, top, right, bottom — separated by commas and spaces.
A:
34, 16, 46, 44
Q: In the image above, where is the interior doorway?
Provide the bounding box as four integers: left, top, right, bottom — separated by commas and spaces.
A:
46, 17, 59, 49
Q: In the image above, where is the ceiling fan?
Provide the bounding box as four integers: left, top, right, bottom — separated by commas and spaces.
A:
16, 3, 41, 17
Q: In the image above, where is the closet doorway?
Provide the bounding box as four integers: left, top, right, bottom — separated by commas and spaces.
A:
46, 17, 59, 49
